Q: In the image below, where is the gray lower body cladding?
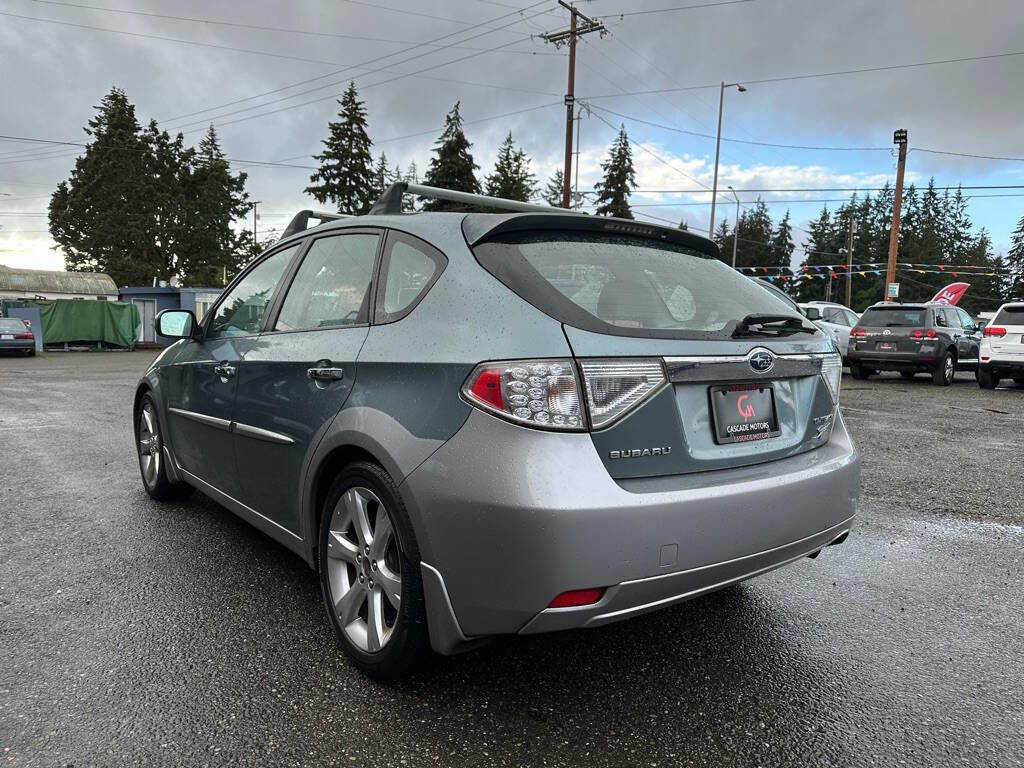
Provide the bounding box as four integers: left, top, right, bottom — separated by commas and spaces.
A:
401, 407, 860, 644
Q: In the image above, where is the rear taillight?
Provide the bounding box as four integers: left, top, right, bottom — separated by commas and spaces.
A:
14, 332, 33, 340
850, 327, 866, 339
579, 359, 666, 430
820, 353, 843, 405
910, 329, 937, 339
462, 359, 584, 430
983, 326, 1006, 338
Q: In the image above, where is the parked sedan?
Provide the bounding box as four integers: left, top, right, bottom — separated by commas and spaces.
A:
847, 302, 981, 385
0, 318, 35, 355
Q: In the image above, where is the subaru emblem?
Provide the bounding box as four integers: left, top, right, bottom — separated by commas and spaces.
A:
749, 349, 775, 373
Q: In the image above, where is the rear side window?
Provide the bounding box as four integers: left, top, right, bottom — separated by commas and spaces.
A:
375, 232, 446, 324
993, 305, 1024, 325
472, 231, 804, 339
859, 307, 925, 327
275, 233, 379, 331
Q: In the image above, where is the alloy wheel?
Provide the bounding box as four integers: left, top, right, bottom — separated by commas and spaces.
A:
326, 486, 403, 652
944, 355, 954, 383
138, 403, 162, 488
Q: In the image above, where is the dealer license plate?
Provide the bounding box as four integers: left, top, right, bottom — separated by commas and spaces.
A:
1, 334, 13, 340
709, 384, 780, 445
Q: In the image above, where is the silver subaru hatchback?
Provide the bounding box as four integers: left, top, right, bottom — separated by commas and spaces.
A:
136, 185, 859, 679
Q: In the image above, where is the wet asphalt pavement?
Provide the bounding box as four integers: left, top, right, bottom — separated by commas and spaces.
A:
1, 351, 1022, 767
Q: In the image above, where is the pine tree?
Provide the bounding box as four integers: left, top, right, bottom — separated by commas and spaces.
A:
305, 81, 376, 214
543, 169, 565, 207
369, 152, 395, 202
402, 161, 419, 212
422, 102, 480, 211
484, 133, 537, 202
142, 121, 193, 282
714, 218, 731, 261
179, 125, 250, 286
594, 126, 636, 219
770, 209, 795, 272
49, 87, 162, 286
1006, 213, 1024, 299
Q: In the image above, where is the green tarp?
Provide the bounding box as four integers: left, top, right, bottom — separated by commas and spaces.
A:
29, 299, 140, 348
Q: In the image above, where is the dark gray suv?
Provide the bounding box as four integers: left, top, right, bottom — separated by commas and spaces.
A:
847, 302, 981, 385
134, 184, 859, 679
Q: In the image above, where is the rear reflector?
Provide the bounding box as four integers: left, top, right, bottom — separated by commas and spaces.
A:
468, 368, 503, 410
983, 326, 1006, 338
548, 588, 604, 609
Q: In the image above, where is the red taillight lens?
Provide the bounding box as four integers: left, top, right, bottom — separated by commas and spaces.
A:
983, 326, 1006, 338
850, 328, 866, 338
14, 332, 33, 340
548, 588, 604, 609
462, 359, 583, 430
910, 329, 937, 339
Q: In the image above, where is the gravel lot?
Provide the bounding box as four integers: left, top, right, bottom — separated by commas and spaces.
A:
1, 351, 1022, 768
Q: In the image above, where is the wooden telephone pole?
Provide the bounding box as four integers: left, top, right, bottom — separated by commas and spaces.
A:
885, 129, 908, 302
541, 1, 605, 208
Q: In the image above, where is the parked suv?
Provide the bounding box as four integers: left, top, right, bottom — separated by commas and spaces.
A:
978, 302, 1024, 388
134, 184, 859, 679
847, 302, 981, 385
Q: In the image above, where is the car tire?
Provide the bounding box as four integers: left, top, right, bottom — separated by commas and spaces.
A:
25, 348, 35, 357
977, 369, 999, 389
1013, 376, 1024, 386
135, 394, 193, 501
849, 362, 870, 380
318, 461, 430, 681
899, 371, 916, 380
932, 350, 955, 386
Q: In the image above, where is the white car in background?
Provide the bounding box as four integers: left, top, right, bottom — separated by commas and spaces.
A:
978, 301, 1024, 389
799, 302, 860, 360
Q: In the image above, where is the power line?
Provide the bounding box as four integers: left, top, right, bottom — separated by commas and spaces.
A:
596, 0, 757, 18
582, 49, 1024, 99
585, 185, 1024, 193
25, 0, 564, 54
913, 147, 1024, 163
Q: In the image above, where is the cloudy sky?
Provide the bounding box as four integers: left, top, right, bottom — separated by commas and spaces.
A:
1, 0, 1022, 273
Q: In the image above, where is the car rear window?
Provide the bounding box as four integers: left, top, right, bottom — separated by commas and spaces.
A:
472, 230, 804, 339
993, 305, 1024, 325
859, 307, 925, 327
0, 318, 26, 331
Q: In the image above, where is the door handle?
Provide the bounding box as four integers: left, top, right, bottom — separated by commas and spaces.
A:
308, 366, 344, 381
214, 363, 236, 378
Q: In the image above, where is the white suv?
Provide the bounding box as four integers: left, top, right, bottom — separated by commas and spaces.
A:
978, 302, 1024, 389
799, 302, 860, 360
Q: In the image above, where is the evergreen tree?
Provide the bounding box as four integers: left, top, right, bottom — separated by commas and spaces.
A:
594, 126, 636, 219
543, 169, 565, 207
305, 81, 376, 214
422, 102, 480, 211
179, 125, 250, 286
49, 87, 162, 285
770, 209, 795, 278
1005, 213, 1024, 299
793, 206, 843, 302
484, 133, 537, 202
142, 121, 193, 282
369, 152, 396, 202
732, 199, 777, 270
714, 218, 731, 259
402, 161, 419, 212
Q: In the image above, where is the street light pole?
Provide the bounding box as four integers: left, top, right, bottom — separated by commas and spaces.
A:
728, 186, 740, 268
708, 81, 746, 239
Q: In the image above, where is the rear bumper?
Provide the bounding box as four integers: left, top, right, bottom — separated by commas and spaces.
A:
981, 359, 1024, 375
0, 340, 34, 352
402, 407, 860, 651
848, 347, 939, 370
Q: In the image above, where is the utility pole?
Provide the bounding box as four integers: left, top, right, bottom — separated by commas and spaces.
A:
844, 216, 858, 307
885, 129, 908, 302
252, 200, 262, 245
541, 1, 605, 208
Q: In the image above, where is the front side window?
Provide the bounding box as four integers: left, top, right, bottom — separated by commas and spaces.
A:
207, 245, 298, 338
275, 233, 379, 332
376, 233, 446, 323
956, 308, 976, 330
473, 231, 807, 339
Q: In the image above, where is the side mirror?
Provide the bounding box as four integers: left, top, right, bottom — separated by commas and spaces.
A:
803, 307, 821, 321
155, 309, 197, 339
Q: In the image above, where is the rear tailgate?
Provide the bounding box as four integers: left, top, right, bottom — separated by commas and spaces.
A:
988, 306, 1024, 359
564, 327, 839, 479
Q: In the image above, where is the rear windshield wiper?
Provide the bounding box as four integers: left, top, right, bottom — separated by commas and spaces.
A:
732, 313, 817, 338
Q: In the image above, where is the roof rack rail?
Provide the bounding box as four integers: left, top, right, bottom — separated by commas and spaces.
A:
281, 210, 350, 239
369, 182, 574, 216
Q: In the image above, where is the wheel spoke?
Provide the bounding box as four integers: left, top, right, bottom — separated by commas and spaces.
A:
152, 451, 161, 481
326, 530, 359, 564
141, 407, 156, 437
344, 489, 374, 549
366, 589, 385, 652
369, 510, 393, 561
376, 565, 401, 611
334, 582, 365, 627
141, 454, 153, 482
